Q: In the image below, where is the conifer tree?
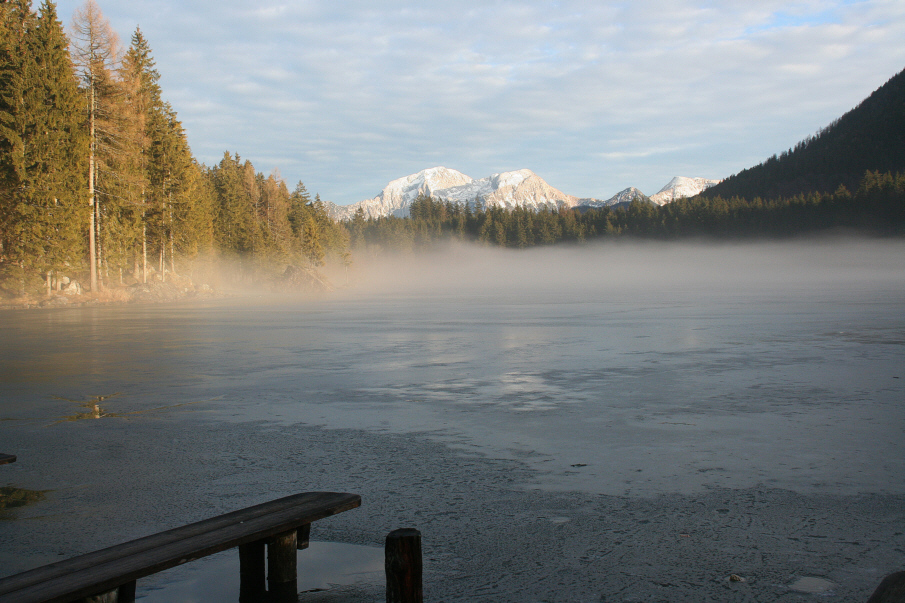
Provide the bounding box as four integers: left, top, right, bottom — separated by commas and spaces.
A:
118, 26, 160, 282
0, 0, 35, 288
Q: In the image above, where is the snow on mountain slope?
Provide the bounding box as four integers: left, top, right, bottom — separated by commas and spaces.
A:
330, 167, 579, 219
435, 169, 579, 211
328, 167, 473, 220
649, 177, 721, 206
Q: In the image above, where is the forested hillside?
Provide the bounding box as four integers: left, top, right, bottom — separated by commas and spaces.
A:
0, 0, 347, 300
702, 68, 905, 200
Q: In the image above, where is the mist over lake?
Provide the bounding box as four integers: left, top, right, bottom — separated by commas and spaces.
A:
1, 239, 903, 601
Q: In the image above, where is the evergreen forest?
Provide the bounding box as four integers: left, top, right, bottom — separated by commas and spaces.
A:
0, 0, 347, 300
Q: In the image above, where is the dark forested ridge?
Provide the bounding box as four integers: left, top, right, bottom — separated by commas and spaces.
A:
0, 0, 347, 302
702, 67, 905, 201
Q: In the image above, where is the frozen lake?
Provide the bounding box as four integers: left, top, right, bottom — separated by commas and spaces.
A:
1, 240, 903, 601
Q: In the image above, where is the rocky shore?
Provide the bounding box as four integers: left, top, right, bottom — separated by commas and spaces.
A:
0, 273, 220, 310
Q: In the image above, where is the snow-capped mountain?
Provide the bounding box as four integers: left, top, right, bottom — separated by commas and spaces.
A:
327, 166, 473, 220
328, 167, 579, 219
327, 168, 720, 220
649, 177, 721, 206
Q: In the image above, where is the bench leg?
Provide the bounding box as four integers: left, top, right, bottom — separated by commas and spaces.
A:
268, 529, 298, 602
239, 540, 266, 602
118, 580, 136, 603
297, 523, 311, 550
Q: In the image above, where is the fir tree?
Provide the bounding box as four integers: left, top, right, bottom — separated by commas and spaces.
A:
0, 1, 86, 293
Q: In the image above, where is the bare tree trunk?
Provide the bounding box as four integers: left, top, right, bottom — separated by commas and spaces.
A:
46, 271, 52, 297
96, 200, 105, 290
142, 221, 147, 283
169, 193, 175, 276
88, 83, 97, 292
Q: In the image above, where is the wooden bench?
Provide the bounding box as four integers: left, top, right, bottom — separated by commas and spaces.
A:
0, 491, 361, 603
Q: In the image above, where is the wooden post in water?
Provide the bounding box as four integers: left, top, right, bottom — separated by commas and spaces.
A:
267, 529, 298, 601
239, 540, 266, 602
385, 528, 422, 603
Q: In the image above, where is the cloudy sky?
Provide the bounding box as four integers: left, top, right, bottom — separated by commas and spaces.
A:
53, 0, 905, 205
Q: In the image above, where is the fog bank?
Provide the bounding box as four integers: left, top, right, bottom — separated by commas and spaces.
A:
343, 238, 905, 301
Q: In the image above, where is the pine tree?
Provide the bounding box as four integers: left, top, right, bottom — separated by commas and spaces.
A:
0, 0, 35, 289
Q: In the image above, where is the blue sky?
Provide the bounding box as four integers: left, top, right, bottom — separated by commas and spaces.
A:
52, 0, 905, 205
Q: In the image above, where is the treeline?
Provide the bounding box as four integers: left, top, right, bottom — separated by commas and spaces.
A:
349, 170, 905, 250
0, 0, 346, 297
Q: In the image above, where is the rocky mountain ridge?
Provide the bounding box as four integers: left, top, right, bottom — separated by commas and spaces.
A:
326, 167, 720, 220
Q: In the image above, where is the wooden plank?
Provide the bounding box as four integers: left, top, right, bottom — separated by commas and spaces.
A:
0, 454, 15, 465
0, 492, 360, 603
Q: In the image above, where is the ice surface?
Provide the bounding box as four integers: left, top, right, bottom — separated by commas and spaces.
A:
0, 240, 903, 601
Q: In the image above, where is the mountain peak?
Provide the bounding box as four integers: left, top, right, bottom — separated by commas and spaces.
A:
330, 166, 473, 220
650, 177, 721, 205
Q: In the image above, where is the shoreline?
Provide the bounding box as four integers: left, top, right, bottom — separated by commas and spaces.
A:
0, 281, 224, 311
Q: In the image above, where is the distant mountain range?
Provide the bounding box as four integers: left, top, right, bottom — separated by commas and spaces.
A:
326, 168, 720, 220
